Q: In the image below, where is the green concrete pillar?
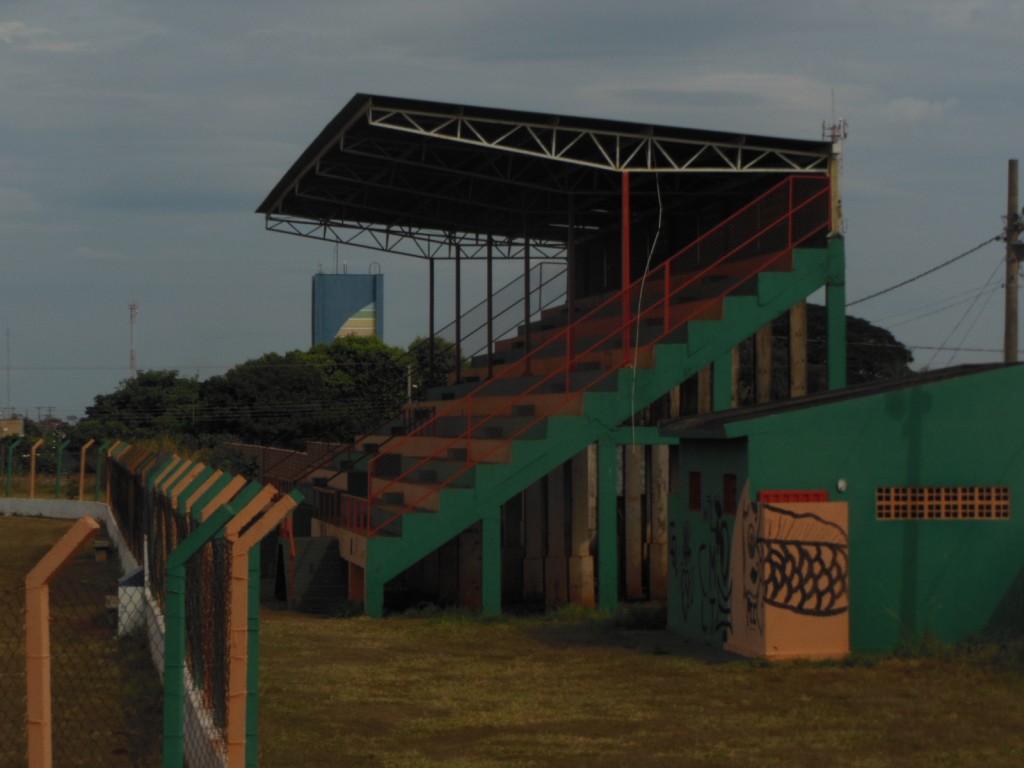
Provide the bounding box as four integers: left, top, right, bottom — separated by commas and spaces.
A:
826, 238, 847, 390
712, 351, 733, 412
481, 507, 502, 616
597, 436, 618, 614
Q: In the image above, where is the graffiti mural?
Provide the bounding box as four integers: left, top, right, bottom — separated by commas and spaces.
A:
698, 497, 732, 641
669, 518, 693, 622
759, 504, 849, 617
737, 484, 764, 639
727, 496, 850, 659
668, 491, 732, 642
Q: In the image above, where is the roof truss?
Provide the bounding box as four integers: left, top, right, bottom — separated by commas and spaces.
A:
259, 94, 833, 259
367, 104, 830, 174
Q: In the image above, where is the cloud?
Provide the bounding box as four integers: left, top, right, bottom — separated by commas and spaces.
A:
884, 97, 958, 121
584, 71, 834, 135
0, 19, 76, 51
0, 20, 43, 43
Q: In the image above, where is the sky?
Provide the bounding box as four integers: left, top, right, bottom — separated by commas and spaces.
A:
2, 1, 1023, 419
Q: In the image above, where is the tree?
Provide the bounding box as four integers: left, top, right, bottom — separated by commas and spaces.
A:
319, 335, 407, 435
194, 336, 406, 448
406, 335, 461, 397
79, 370, 200, 441
732, 304, 913, 404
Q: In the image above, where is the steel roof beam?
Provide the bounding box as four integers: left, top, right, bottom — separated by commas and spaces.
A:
368, 105, 829, 174
265, 215, 567, 260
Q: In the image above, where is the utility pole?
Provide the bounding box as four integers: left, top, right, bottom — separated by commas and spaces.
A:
1005, 160, 1022, 363
129, 302, 138, 376
4, 325, 10, 420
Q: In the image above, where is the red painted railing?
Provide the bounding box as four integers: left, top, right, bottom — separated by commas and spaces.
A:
343, 175, 830, 535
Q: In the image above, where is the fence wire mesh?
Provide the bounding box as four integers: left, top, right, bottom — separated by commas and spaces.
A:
184, 533, 233, 761
0, 581, 27, 767
0, 516, 162, 768
49, 535, 162, 767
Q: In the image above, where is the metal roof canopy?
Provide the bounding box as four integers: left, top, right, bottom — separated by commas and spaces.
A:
257, 93, 833, 260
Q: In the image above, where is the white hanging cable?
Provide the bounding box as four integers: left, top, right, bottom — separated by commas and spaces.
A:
630, 174, 664, 448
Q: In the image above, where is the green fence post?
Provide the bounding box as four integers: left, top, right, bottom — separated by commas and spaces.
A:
163, 503, 237, 768
54, 439, 70, 499
5, 438, 22, 497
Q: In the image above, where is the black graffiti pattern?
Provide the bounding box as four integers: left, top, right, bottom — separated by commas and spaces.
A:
758, 504, 849, 617
669, 518, 694, 621
698, 498, 731, 640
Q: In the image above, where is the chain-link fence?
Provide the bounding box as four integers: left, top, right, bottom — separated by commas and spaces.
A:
1, 445, 296, 767
0, 516, 162, 768
107, 447, 297, 767
48, 531, 162, 767
1, 579, 28, 766
1, 435, 107, 501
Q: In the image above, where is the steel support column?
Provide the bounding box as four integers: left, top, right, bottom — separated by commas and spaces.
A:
523, 239, 532, 367
455, 241, 462, 385
487, 235, 494, 380
621, 171, 632, 356
428, 257, 435, 386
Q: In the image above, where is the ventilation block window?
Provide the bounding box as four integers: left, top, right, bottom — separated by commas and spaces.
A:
876, 486, 1010, 520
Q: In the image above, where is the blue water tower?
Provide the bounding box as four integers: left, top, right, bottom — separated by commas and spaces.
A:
311, 263, 384, 346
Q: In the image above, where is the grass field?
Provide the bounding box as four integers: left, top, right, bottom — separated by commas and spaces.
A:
258, 607, 1024, 768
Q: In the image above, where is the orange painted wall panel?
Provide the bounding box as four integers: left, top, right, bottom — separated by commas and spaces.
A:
727, 498, 849, 660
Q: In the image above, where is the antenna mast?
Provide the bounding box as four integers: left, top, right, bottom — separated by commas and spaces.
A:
822, 91, 848, 236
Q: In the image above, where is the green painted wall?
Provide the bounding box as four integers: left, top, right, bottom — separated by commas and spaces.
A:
727, 365, 1024, 653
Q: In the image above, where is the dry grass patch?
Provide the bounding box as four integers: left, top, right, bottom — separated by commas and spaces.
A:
259, 607, 1024, 767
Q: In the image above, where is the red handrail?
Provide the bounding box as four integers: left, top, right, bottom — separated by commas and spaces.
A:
352, 175, 830, 535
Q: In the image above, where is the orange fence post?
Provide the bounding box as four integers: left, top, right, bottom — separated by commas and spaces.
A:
25, 516, 101, 768
77, 440, 95, 501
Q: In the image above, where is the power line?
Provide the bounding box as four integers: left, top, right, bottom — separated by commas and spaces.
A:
846, 234, 1003, 307
924, 259, 1003, 370
885, 287, 1001, 330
